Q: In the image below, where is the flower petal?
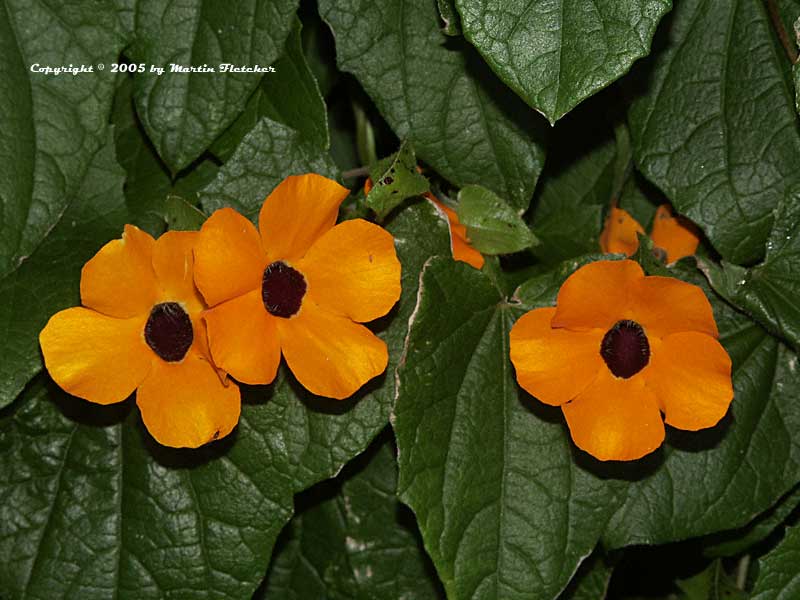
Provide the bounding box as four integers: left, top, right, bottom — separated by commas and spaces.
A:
194, 208, 267, 307
203, 290, 281, 385
153, 231, 213, 360
431, 197, 485, 269
152, 230, 204, 313
552, 260, 645, 331
650, 204, 701, 264
510, 308, 604, 406
259, 173, 350, 262
80, 224, 158, 318
599, 207, 645, 256
562, 368, 665, 461
299, 219, 401, 323
276, 300, 388, 399
136, 352, 240, 448
452, 233, 485, 269
645, 332, 732, 430
39, 307, 152, 405
631, 275, 719, 338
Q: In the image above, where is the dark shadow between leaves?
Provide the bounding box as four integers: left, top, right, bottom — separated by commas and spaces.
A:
394, 501, 448, 599
617, 7, 672, 109
606, 538, 710, 599
530, 84, 623, 187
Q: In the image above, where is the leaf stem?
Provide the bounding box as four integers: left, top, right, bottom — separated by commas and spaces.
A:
764, 0, 798, 63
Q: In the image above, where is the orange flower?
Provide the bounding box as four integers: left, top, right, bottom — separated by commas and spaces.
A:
600, 204, 700, 264
194, 173, 401, 399
650, 204, 702, 263
431, 198, 485, 270
509, 260, 732, 461
599, 206, 645, 257
39, 226, 240, 448
364, 178, 484, 269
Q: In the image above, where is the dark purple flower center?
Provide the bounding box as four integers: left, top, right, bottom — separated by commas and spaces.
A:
145, 302, 193, 362
600, 320, 650, 379
262, 261, 306, 318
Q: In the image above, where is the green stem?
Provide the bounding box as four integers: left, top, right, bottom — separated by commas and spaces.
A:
353, 102, 377, 167
342, 166, 370, 179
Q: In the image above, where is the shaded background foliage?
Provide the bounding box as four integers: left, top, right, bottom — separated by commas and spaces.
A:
3, 0, 800, 598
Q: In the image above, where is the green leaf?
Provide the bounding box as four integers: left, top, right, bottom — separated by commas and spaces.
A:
164, 195, 207, 231
628, 0, 800, 265
0, 196, 450, 598
111, 76, 219, 235
0, 1, 125, 278
456, 185, 538, 254
114, 0, 136, 40
111, 76, 171, 235
394, 258, 624, 600
366, 140, 430, 220
454, 0, 671, 123
528, 107, 617, 265
0, 375, 353, 599
699, 189, 800, 352
438, 0, 462, 35
319, 0, 547, 212
705, 484, 800, 558
396, 255, 800, 599
751, 521, 800, 599
261, 433, 444, 599
200, 118, 338, 221
211, 17, 329, 162
0, 136, 130, 409
128, 0, 298, 171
